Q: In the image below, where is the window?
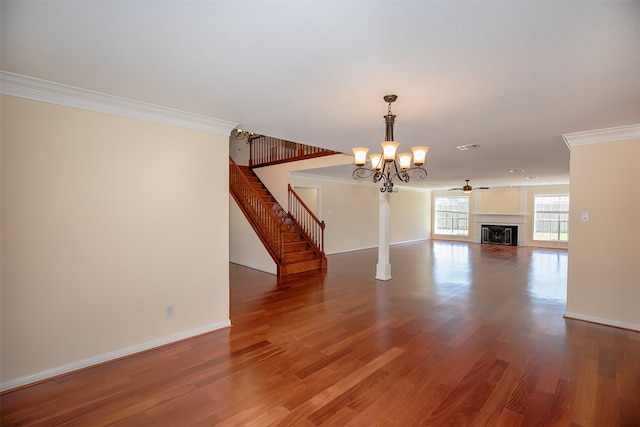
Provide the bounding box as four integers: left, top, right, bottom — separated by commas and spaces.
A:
434, 196, 469, 236
533, 194, 569, 241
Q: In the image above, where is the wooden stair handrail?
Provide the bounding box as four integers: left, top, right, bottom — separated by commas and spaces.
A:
287, 184, 325, 256
249, 135, 340, 168
229, 157, 284, 262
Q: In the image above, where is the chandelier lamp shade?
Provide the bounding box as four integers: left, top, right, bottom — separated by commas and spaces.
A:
352, 95, 429, 192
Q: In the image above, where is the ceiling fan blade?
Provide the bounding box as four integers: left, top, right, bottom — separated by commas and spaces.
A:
450, 181, 488, 191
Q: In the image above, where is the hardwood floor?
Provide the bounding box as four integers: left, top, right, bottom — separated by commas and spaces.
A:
2, 241, 639, 426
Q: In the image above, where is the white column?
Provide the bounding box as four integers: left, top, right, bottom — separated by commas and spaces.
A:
375, 191, 392, 280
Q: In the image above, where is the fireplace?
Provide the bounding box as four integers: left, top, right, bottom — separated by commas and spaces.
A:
481, 225, 518, 246
474, 214, 526, 246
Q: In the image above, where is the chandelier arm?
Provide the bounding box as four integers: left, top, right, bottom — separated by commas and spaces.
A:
233, 129, 264, 143
391, 161, 410, 183
397, 169, 410, 183
408, 166, 428, 180
353, 167, 375, 179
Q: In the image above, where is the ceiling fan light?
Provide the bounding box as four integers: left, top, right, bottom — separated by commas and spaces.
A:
352, 147, 369, 166
381, 141, 399, 161
411, 146, 428, 166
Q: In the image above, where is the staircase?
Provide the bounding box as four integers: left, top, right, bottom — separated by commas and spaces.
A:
230, 158, 327, 276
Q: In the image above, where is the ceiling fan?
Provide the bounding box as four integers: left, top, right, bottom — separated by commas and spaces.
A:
449, 179, 489, 193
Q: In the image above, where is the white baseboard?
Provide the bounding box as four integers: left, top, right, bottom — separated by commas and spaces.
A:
326, 238, 431, 256
391, 238, 430, 246
1, 320, 231, 393
564, 312, 640, 332
326, 245, 377, 255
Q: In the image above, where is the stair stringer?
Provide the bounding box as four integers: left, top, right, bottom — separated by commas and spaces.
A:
229, 194, 277, 275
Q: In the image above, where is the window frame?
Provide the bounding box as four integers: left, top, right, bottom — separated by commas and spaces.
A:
533, 194, 569, 242
434, 195, 470, 236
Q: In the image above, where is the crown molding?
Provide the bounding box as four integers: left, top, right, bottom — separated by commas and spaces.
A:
0, 71, 238, 135
289, 171, 432, 193
563, 124, 640, 149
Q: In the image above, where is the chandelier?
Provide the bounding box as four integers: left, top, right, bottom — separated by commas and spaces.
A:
352, 95, 429, 192
232, 129, 263, 142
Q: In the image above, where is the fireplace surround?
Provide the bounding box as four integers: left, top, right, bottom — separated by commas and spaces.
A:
473, 213, 528, 246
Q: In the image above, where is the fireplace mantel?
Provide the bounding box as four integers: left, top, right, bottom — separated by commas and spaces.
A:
473, 213, 529, 246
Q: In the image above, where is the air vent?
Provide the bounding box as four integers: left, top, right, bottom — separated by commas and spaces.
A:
456, 144, 481, 151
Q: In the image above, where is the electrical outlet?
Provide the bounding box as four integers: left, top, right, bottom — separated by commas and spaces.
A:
165, 304, 173, 317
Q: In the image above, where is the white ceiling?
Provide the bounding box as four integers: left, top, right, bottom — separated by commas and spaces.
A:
2, 1, 639, 190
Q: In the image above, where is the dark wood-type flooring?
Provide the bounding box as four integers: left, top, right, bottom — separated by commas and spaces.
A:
2, 241, 639, 426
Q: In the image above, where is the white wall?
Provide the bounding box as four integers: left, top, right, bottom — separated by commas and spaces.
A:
252, 154, 352, 208
476, 188, 521, 213
389, 188, 432, 245
292, 186, 318, 216
431, 186, 569, 249
292, 178, 380, 254
229, 133, 250, 166
288, 176, 431, 255
566, 135, 640, 331
1, 95, 231, 389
